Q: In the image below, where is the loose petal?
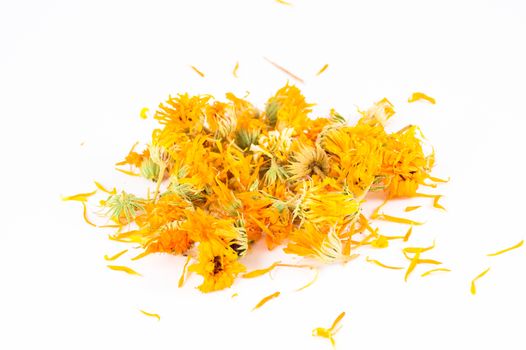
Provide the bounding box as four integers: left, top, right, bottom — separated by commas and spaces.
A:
104, 249, 128, 261
403, 240, 435, 254
178, 255, 192, 288
404, 252, 421, 281
428, 176, 450, 183
82, 202, 97, 227
140, 107, 149, 119
408, 92, 436, 104
190, 65, 205, 77
107, 265, 142, 276
139, 310, 160, 321
275, 0, 292, 5
115, 168, 140, 176
253, 291, 280, 311
233, 61, 239, 78
377, 214, 424, 226
366, 256, 404, 270
312, 312, 345, 348
433, 195, 446, 210
62, 190, 97, 202
264, 57, 304, 84
243, 261, 281, 279
94, 181, 116, 195
316, 64, 329, 76
404, 205, 421, 212
471, 267, 490, 295
403, 226, 413, 242
421, 268, 451, 277
487, 240, 524, 257
296, 268, 319, 291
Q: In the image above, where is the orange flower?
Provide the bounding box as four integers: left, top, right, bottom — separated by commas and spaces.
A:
189, 241, 246, 293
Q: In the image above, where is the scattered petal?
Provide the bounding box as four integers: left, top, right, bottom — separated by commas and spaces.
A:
487, 240, 524, 257
178, 255, 192, 288
366, 256, 404, 270
140, 107, 149, 120
316, 64, 329, 76
104, 249, 128, 261
233, 61, 239, 78
296, 268, 319, 291
421, 268, 451, 277
82, 202, 97, 227
62, 190, 97, 202
140, 310, 160, 321
190, 65, 205, 77
253, 291, 280, 311
264, 57, 304, 83
94, 181, 116, 195
408, 92, 436, 104
404, 205, 421, 212
107, 265, 142, 276
471, 267, 490, 295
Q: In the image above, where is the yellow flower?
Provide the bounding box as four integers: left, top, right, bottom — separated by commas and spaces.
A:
293, 181, 359, 227
154, 93, 211, 134
265, 84, 312, 132
287, 145, 330, 181
189, 241, 246, 292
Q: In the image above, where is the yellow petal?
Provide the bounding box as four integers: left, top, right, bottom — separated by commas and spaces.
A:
421, 268, 451, 277
252, 291, 280, 311
139, 310, 160, 321
107, 265, 142, 276
140, 107, 149, 120
404, 252, 420, 282
471, 267, 490, 295
232, 61, 239, 78
366, 256, 404, 270
487, 240, 524, 257
82, 202, 97, 227
115, 168, 140, 176
408, 92, 436, 104
377, 214, 424, 226
104, 249, 128, 261
243, 261, 281, 279
316, 64, 329, 76
403, 226, 413, 242
94, 181, 116, 195
178, 255, 192, 288
404, 205, 421, 212
62, 190, 97, 202
190, 65, 205, 77
296, 268, 319, 291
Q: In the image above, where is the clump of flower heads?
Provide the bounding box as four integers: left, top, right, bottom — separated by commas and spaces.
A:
83, 84, 443, 292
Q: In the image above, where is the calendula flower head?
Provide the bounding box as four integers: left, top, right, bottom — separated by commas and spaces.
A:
319, 124, 386, 197
265, 84, 312, 132
293, 180, 360, 227
287, 145, 330, 181
189, 240, 246, 292
359, 98, 395, 126
180, 208, 241, 246
284, 222, 352, 263
382, 125, 433, 198
154, 93, 211, 134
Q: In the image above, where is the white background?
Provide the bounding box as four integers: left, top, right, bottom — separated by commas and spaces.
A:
1, 0, 526, 349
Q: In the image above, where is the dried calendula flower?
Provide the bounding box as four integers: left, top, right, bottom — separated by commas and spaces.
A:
73, 83, 448, 296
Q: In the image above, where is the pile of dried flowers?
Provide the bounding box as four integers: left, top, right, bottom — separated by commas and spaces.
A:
67, 84, 450, 294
